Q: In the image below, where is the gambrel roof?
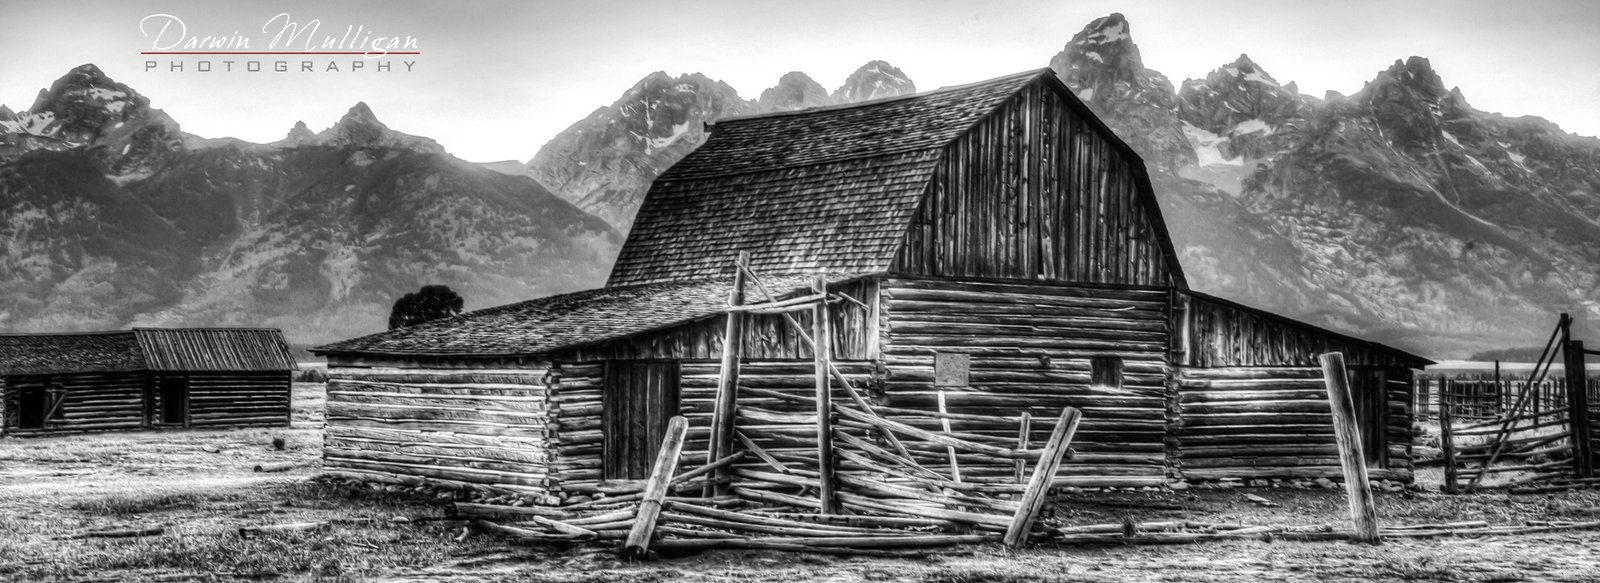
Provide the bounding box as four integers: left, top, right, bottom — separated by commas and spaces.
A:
607, 68, 1187, 288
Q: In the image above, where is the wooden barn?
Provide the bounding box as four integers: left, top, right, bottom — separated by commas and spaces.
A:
1, 328, 298, 436
314, 68, 1431, 501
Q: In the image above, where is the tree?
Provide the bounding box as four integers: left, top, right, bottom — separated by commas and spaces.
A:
389, 285, 464, 329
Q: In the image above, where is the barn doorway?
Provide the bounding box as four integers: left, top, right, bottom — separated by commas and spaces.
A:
18, 385, 48, 429
601, 361, 681, 480
158, 378, 189, 426
1348, 369, 1388, 467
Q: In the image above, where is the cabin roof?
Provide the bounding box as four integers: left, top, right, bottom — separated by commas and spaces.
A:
0, 328, 297, 375
314, 274, 833, 359
607, 70, 1049, 287
0, 331, 146, 375
133, 328, 300, 372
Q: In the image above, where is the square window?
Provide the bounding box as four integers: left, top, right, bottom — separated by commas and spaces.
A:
1091, 356, 1123, 388
934, 352, 970, 387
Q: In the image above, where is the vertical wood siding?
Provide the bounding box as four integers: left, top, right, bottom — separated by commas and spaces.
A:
879, 277, 1172, 487
1180, 293, 1423, 368
324, 366, 554, 494
892, 80, 1173, 287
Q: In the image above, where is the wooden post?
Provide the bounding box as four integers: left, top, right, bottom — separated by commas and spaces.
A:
707, 251, 749, 496
1439, 390, 1458, 494
812, 275, 838, 514
937, 390, 961, 482
1004, 407, 1081, 548
1494, 361, 1502, 416
1014, 412, 1032, 484
1319, 352, 1380, 544
1566, 339, 1592, 478
624, 415, 689, 559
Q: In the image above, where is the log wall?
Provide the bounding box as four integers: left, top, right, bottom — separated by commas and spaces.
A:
170, 372, 291, 428
324, 366, 555, 495
877, 277, 1172, 487
1173, 366, 1414, 482
1, 372, 147, 435
892, 79, 1174, 287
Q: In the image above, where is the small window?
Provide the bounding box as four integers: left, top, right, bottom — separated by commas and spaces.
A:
935, 352, 970, 387
1091, 356, 1123, 389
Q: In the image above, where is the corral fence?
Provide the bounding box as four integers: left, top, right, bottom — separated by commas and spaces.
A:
1416, 314, 1599, 493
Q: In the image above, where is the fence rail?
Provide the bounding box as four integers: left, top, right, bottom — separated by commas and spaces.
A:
1415, 376, 1600, 422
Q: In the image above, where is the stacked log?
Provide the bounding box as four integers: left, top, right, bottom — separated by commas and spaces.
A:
183, 371, 292, 428
1175, 367, 1409, 482
324, 366, 555, 495
2, 371, 147, 434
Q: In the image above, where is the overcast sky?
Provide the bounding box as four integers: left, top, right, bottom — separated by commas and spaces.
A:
4, 0, 1597, 163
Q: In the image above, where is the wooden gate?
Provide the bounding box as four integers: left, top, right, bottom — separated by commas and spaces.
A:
1435, 314, 1595, 492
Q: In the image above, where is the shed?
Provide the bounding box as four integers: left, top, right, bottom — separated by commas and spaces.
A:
1, 328, 298, 435
314, 68, 1431, 500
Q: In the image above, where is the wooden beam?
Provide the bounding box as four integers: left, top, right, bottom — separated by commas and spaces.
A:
1566, 339, 1592, 478
812, 274, 838, 514
938, 390, 960, 482
707, 251, 749, 496
623, 415, 689, 559
1004, 407, 1081, 547
1319, 352, 1380, 544
1014, 412, 1032, 484
1439, 390, 1458, 494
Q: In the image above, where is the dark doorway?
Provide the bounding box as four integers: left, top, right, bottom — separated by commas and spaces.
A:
18, 386, 48, 429
1347, 369, 1388, 467
159, 378, 189, 426
601, 361, 681, 480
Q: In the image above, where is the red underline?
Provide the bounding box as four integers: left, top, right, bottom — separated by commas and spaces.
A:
141, 51, 421, 55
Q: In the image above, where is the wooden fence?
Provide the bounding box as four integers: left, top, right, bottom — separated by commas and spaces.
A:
1415, 375, 1600, 423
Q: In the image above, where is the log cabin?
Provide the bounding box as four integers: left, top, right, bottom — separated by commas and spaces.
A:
0, 328, 298, 435
313, 68, 1431, 500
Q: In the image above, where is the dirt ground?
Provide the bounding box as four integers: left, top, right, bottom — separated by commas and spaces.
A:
2, 384, 1599, 582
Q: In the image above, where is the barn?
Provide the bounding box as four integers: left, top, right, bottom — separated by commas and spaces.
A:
313, 68, 1430, 502
1, 328, 298, 436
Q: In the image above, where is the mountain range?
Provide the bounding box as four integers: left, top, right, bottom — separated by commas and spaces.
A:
3, 16, 1597, 357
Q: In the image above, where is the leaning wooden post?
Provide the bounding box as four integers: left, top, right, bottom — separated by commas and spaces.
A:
1438, 389, 1458, 494
624, 415, 689, 559
1319, 352, 1380, 544
707, 251, 749, 496
1014, 412, 1032, 484
937, 390, 961, 482
1565, 339, 1592, 478
811, 274, 838, 514
1004, 407, 1081, 547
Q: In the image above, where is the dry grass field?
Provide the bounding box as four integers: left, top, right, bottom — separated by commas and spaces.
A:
3, 384, 1599, 582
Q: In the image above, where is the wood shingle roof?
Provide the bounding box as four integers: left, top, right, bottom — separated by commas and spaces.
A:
0, 328, 296, 375
314, 275, 828, 358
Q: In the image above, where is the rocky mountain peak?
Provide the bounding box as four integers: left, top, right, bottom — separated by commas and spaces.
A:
287, 102, 445, 154
1049, 13, 1189, 170
757, 71, 831, 112
1367, 56, 1449, 102
832, 60, 916, 103
1, 63, 185, 174
1053, 13, 1148, 83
